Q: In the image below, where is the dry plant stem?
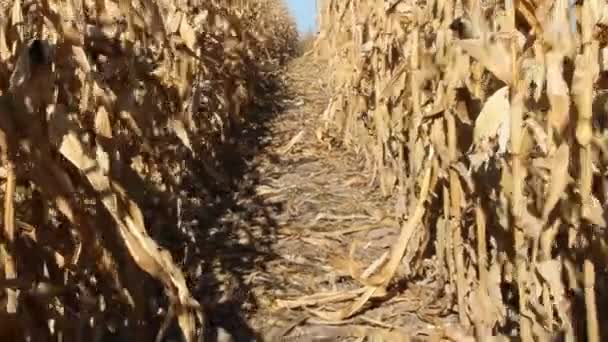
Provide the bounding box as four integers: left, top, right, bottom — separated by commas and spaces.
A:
379, 149, 434, 285
580, 146, 592, 218
0, 108, 22, 315
507, 0, 532, 338
475, 197, 491, 337
475, 201, 488, 287
513, 193, 532, 342
443, 186, 456, 294
411, 27, 420, 118
577, 3, 599, 338
583, 258, 599, 342
540, 221, 559, 329
562, 257, 578, 342
578, 1, 596, 221
317, 0, 608, 337
447, 113, 467, 326
510, 21, 533, 342
543, 284, 555, 329
2, 158, 16, 313
1, 0, 296, 339
436, 188, 447, 283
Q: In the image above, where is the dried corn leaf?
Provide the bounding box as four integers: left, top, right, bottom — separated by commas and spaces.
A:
457, 39, 512, 84
473, 86, 510, 153
542, 143, 570, 221
0, 0, 298, 339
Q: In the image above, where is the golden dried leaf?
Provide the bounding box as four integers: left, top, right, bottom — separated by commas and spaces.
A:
179, 14, 197, 53
536, 260, 565, 302
583, 195, 607, 227
94, 106, 113, 138
10, 0, 22, 38
170, 119, 193, 152
59, 131, 110, 191
542, 143, 570, 221
473, 86, 510, 153
0, 25, 9, 61
456, 39, 512, 84
71, 46, 91, 73
545, 52, 570, 134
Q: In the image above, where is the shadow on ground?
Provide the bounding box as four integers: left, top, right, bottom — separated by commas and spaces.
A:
141, 65, 295, 342
195, 79, 291, 342
84, 51, 300, 341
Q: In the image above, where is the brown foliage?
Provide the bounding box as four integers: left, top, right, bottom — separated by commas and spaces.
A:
0, 0, 296, 340
315, 0, 608, 340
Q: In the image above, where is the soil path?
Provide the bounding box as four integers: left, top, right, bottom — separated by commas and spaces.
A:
198, 56, 457, 342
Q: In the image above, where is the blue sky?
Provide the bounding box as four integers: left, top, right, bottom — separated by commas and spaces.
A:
286, 0, 317, 33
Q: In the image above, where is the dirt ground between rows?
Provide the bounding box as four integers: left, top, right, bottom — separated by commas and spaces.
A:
195, 56, 459, 342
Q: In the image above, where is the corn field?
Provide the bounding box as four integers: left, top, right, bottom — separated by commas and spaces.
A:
0, 0, 296, 340
4, 0, 608, 340
314, 0, 608, 340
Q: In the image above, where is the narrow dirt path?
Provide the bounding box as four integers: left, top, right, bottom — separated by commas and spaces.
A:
198, 56, 457, 341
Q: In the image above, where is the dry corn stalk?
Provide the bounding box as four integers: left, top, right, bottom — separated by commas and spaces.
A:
0, 0, 297, 339
315, 0, 608, 339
